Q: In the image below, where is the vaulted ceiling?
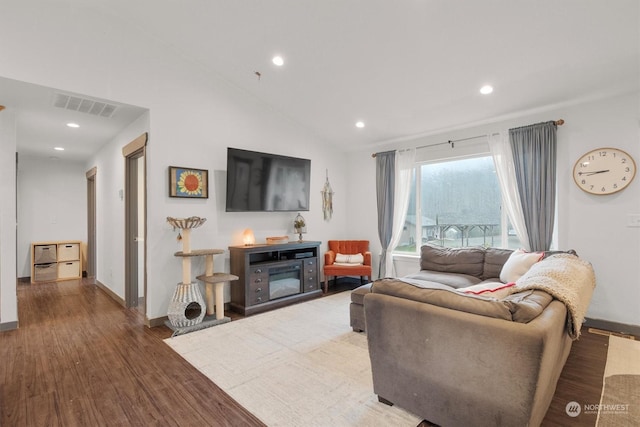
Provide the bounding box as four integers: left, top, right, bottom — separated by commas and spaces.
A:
3, 1, 639, 160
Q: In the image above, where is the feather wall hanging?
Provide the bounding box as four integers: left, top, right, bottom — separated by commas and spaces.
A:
321, 169, 334, 221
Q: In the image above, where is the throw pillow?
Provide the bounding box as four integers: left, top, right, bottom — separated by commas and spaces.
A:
500, 249, 543, 283
335, 253, 364, 264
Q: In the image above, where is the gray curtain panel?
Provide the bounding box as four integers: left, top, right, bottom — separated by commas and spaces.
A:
509, 121, 557, 251
376, 151, 395, 278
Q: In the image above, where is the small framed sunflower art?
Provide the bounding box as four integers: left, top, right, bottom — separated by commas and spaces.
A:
169, 166, 208, 198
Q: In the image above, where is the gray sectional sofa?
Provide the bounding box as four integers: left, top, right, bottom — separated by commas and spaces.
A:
352, 244, 596, 427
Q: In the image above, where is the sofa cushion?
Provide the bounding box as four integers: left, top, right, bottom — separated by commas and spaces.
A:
503, 290, 553, 323
500, 249, 543, 283
405, 271, 481, 289
419, 245, 485, 279
483, 247, 513, 280
371, 277, 554, 323
372, 278, 513, 320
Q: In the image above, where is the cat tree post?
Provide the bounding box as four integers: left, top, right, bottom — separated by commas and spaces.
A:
181, 228, 192, 284
198, 251, 236, 320
204, 255, 215, 315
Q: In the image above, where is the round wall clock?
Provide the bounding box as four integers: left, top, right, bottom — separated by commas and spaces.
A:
573, 147, 636, 195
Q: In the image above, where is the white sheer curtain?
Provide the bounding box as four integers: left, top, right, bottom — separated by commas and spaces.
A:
386, 148, 415, 276
488, 133, 530, 251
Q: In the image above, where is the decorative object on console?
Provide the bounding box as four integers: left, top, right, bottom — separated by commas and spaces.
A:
242, 228, 256, 245
294, 213, 306, 242
166, 216, 238, 335
266, 236, 289, 245
168, 166, 209, 198
572, 147, 636, 195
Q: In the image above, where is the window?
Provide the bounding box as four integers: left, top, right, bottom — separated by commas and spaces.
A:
396, 153, 520, 254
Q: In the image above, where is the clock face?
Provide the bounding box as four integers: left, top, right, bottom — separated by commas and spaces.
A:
573, 147, 636, 195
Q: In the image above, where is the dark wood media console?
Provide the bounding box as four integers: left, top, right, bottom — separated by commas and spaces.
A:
229, 241, 322, 315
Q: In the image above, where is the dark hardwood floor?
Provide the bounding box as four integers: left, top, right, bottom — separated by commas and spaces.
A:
541, 329, 609, 427
1, 278, 615, 427
1, 278, 264, 427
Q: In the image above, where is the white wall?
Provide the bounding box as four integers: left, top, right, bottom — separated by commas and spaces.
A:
347, 92, 640, 327
16, 156, 87, 278
86, 114, 146, 301
0, 108, 17, 327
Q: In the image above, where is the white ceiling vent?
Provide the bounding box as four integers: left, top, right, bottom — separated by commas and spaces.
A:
53, 93, 117, 118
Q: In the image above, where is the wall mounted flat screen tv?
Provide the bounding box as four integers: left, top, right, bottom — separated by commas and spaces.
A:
226, 147, 311, 212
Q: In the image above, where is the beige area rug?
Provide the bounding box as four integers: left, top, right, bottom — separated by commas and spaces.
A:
596, 335, 640, 426
164, 291, 422, 427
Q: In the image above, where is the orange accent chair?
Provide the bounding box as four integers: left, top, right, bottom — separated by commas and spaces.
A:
323, 240, 372, 293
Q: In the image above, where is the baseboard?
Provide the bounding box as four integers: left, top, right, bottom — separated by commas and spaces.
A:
0, 320, 19, 331
148, 316, 168, 328
95, 280, 126, 308
584, 317, 640, 338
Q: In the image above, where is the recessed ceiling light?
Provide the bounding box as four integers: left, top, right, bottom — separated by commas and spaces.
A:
272, 56, 284, 66
54, 147, 65, 151
355, 121, 365, 128
66, 122, 80, 128
480, 85, 494, 95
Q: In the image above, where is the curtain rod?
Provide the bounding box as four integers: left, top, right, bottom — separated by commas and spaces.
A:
371, 119, 564, 158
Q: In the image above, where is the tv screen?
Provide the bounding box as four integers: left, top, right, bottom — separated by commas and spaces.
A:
226, 148, 311, 212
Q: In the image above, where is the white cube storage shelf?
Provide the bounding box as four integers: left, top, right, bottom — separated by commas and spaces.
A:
31, 241, 83, 283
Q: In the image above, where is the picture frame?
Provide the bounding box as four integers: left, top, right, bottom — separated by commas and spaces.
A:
168, 166, 209, 198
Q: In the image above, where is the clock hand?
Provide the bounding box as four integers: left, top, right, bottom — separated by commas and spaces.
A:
579, 169, 610, 176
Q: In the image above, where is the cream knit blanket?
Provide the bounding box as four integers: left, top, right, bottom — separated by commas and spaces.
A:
511, 253, 596, 339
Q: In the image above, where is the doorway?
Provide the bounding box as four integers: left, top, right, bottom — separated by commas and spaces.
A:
123, 133, 148, 313
86, 167, 97, 279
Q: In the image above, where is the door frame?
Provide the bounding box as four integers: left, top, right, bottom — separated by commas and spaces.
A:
123, 133, 148, 310
86, 166, 97, 279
